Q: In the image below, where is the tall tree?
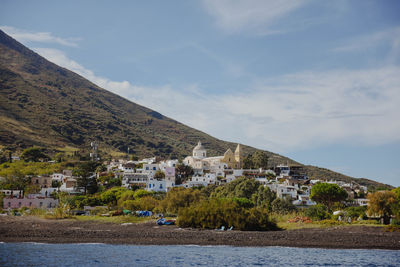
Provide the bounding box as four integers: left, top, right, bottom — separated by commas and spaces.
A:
20, 147, 49, 162
368, 190, 397, 224
175, 163, 193, 185
310, 183, 348, 211
74, 161, 99, 194
243, 151, 269, 169
252, 185, 276, 211
252, 151, 269, 169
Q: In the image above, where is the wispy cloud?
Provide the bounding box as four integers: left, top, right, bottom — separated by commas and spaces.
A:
333, 26, 400, 62
201, 0, 308, 35
34, 47, 400, 153
0, 26, 80, 47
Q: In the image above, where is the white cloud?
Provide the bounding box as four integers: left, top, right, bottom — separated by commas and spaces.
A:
333, 26, 400, 62
34, 47, 400, 154
201, 0, 308, 34
0, 26, 79, 47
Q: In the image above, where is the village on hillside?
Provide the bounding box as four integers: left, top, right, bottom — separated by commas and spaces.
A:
2, 141, 370, 213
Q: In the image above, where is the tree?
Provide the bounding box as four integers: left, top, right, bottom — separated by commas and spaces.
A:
252, 185, 276, 211
24, 184, 41, 196
175, 163, 193, 184
305, 204, 330, 220
243, 151, 269, 169
54, 152, 65, 162
367, 190, 397, 224
392, 187, 400, 216
74, 161, 99, 194
210, 177, 260, 200
243, 154, 254, 169
154, 170, 165, 180
0, 168, 30, 190
271, 197, 297, 214
310, 183, 348, 211
20, 147, 49, 162
252, 151, 269, 169
159, 187, 203, 214
51, 180, 62, 188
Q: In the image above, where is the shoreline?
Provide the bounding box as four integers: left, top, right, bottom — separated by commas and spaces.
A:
2, 242, 400, 252
1, 216, 399, 250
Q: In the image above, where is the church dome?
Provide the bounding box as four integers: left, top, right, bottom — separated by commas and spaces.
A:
194, 141, 205, 151
193, 141, 206, 159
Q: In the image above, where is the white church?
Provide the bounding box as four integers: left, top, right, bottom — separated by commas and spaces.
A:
183, 141, 243, 170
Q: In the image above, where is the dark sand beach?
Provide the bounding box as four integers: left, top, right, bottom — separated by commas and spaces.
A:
1, 216, 399, 249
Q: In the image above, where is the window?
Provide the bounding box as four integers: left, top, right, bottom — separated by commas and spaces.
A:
40, 202, 43, 207
29, 202, 32, 206
18, 202, 21, 207
153, 167, 156, 170
160, 184, 163, 189
36, 179, 39, 184
203, 153, 205, 157
149, 184, 151, 188
8, 202, 11, 207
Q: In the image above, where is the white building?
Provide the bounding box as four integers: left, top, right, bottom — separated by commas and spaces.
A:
122, 173, 149, 189
276, 185, 298, 199
292, 195, 316, 206
147, 179, 167, 192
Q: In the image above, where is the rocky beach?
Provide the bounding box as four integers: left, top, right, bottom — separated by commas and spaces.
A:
1, 216, 399, 250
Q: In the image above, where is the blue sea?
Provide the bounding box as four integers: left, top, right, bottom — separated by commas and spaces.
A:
0, 243, 399, 266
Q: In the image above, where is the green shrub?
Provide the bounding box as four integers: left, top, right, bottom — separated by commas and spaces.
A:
345, 206, 367, 219
159, 187, 203, 214
89, 206, 109, 215
177, 198, 278, 231
133, 189, 153, 199
232, 197, 254, 208
391, 218, 400, 226
271, 198, 297, 214
305, 204, 330, 220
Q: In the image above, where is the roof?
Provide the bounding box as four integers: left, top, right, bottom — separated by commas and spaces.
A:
193, 141, 205, 151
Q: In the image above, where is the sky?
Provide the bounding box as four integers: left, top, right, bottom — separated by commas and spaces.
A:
1, 0, 399, 186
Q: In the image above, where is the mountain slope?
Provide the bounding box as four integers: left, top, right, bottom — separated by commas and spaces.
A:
0, 30, 392, 189
0, 29, 285, 160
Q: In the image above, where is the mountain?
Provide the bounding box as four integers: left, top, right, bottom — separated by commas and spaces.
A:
0, 30, 392, 189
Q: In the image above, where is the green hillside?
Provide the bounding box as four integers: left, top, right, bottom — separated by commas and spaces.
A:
0, 30, 392, 189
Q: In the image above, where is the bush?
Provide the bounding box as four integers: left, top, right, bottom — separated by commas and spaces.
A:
232, 197, 254, 208
159, 187, 203, 214
210, 177, 260, 200
271, 198, 297, 214
89, 206, 109, 216
345, 206, 367, 220
121, 200, 138, 211
391, 218, 400, 226
177, 198, 278, 231
134, 189, 153, 199
305, 204, 330, 220
100, 187, 127, 206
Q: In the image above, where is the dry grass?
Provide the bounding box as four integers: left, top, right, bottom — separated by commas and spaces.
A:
72, 215, 151, 224
271, 211, 382, 230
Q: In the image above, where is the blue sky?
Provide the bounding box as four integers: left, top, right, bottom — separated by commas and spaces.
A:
1, 0, 399, 186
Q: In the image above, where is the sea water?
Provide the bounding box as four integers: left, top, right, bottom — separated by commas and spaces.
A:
0, 243, 399, 266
